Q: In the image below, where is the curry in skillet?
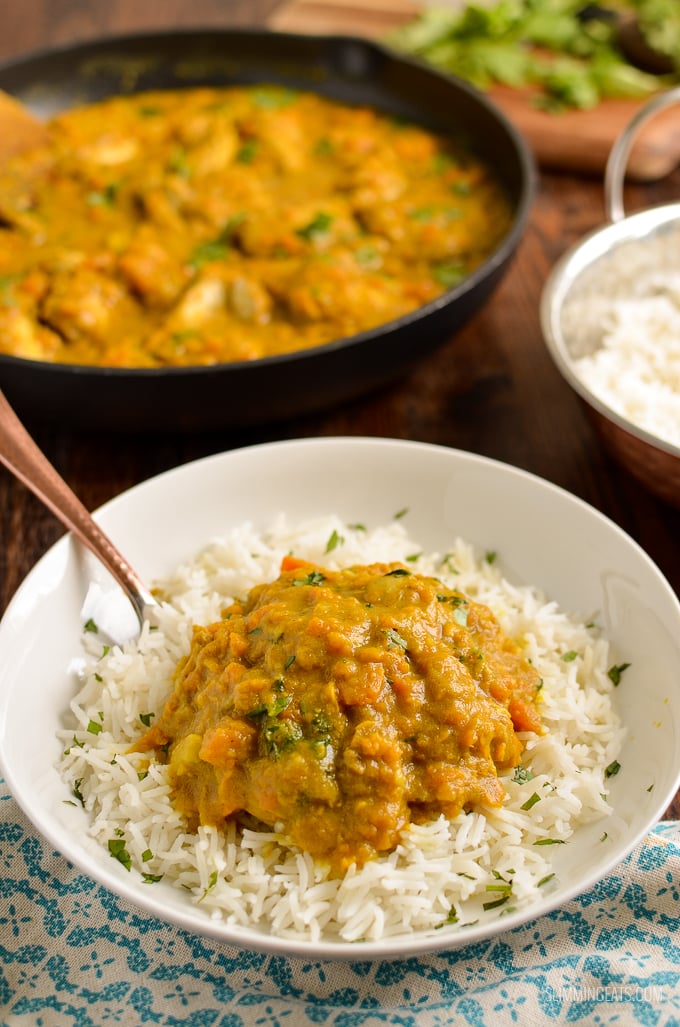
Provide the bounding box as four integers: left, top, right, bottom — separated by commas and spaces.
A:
137, 559, 542, 874
0, 85, 512, 368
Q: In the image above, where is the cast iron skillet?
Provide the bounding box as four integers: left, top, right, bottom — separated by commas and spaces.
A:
0, 29, 535, 433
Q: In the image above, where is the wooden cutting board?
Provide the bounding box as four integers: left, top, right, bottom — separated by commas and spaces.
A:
270, 0, 680, 181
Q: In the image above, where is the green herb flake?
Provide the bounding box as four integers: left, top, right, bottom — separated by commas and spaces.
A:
393, 507, 409, 520
296, 211, 334, 241
386, 628, 409, 650
325, 529, 344, 553
440, 553, 460, 574
485, 882, 512, 894
485, 550, 497, 564
605, 760, 621, 779
87, 719, 103, 736
142, 872, 164, 883
538, 873, 555, 887
314, 137, 335, 156
141, 848, 153, 863
293, 570, 326, 587
83, 618, 99, 634
561, 650, 578, 662
246, 703, 269, 720
252, 87, 298, 110
433, 261, 465, 289
453, 605, 469, 627
482, 894, 510, 911
108, 838, 132, 870
533, 838, 566, 846
236, 139, 259, 164
520, 791, 541, 811
205, 870, 218, 892
139, 712, 154, 728
608, 662, 631, 685
385, 568, 411, 577
86, 183, 118, 207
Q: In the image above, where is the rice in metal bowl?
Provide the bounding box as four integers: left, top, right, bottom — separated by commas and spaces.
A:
58, 514, 625, 944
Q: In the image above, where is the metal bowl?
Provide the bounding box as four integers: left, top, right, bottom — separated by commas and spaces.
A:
0, 29, 534, 433
541, 87, 680, 507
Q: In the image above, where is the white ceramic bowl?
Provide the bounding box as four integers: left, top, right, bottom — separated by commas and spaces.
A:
1, 436, 679, 960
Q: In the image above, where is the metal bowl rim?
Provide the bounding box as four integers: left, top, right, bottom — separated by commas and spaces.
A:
540, 202, 680, 461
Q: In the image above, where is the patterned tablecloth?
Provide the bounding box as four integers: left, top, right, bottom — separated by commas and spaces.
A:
2, 780, 679, 1027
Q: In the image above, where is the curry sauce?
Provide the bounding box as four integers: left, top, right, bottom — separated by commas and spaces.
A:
137, 558, 542, 874
0, 85, 512, 367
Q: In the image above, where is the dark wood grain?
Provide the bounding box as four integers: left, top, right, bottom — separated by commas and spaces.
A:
0, 0, 678, 821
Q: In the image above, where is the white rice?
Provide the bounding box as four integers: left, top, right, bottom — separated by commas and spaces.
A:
58, 515, 625, 943
563, 227, 680, 448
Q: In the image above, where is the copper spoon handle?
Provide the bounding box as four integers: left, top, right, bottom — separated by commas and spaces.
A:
0, 388, 155, 627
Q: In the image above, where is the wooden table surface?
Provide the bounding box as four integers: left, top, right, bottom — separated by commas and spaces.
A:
1, 0, 679, 819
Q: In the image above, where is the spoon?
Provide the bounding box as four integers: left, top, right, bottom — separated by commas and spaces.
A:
0, 388, 156, 632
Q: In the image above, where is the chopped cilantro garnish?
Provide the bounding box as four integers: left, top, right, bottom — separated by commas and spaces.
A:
608, 662, 631, 685
293, 570, 326, 587
296, 211, 333, 241
386, 628, 409, 650
108, 838, 132, 870
325, 529, 344, 553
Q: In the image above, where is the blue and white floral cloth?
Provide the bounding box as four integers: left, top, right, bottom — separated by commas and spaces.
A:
1, 779, 679, 1027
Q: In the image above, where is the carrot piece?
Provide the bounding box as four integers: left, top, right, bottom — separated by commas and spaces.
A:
280, 555, 311, 572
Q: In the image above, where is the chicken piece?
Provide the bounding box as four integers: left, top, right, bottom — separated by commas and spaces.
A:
185, 123, 240, 178
238, 200, 357, 259
281, 251, 411, 330
167, 276, 227, 330
0, 306, 62, 360
39, 268, 142, 351
117, 234, 188, 309
74, 132, 140, 167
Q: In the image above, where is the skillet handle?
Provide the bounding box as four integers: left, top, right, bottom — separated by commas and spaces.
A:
605, 85, 680, 223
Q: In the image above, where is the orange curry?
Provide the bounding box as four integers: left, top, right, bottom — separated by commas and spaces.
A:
0, 85, 512, 367
137, 558, 542, 874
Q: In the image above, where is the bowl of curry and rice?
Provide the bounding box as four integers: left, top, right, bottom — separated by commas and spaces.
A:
0, 28, 533, 431
1, 437, 679, 958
